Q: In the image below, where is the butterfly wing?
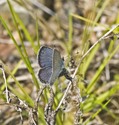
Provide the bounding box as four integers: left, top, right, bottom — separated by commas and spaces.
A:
38, 66, 52, 84
38, 46, 53, 68
49, 49, 64, 85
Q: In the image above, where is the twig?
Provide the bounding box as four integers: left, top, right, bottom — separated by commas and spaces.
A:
29, 108, 37, 125
45, 87, 56, 125
35, 85, 46, 107
29, 0, 55, 16
0, 61, 10, 103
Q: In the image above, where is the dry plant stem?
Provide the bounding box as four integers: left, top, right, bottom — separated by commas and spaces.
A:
74, 109, 82, 125
3, 115, 22, 125
45, 87, 56, 125
0, 62, 10, 103
36, 85, 46, 107
19, 111, 23, 125
103, 33, 119, 39
56, 24, 119, 111
29, 108, 37, 125
29, 0, 55, 16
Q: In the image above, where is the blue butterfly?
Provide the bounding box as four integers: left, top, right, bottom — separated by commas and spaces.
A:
37, 46, 72, 85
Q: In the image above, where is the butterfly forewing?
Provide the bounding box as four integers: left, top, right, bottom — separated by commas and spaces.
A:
38, 46, 53, 68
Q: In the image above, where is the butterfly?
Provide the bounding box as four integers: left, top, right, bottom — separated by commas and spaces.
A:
37, 46, 72, 85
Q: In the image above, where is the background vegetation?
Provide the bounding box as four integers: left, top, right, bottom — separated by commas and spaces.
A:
0, 0, 119, 125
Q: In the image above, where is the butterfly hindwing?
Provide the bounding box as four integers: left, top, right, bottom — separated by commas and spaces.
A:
38, 66, 52, 84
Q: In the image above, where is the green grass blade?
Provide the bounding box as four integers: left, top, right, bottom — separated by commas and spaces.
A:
0, 10, 39, 89
2, 62, 34, 107
87, 39, 119, 93
7, 0, 37, 54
